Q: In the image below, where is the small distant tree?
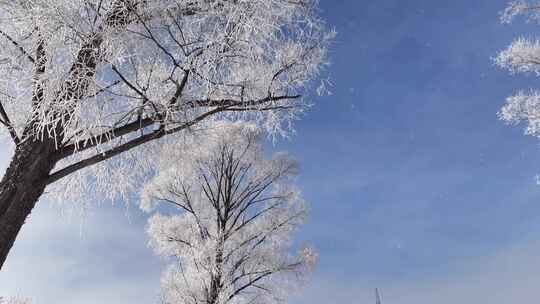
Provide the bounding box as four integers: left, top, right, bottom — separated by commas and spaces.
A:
0, 0, 332, 269
495, 1, 540, 137
142, 122, 316, 304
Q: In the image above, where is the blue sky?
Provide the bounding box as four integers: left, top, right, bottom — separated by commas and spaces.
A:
5, 0, 540, 303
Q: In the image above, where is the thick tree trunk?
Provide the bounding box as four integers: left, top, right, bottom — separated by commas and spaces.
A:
0, 138, 58, 269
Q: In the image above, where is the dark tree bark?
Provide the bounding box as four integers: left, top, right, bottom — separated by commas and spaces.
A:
0, 138, 59, 269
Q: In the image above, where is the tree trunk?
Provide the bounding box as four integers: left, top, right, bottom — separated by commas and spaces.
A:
0, 138, 58, 269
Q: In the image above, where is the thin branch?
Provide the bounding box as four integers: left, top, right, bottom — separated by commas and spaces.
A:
57, 94, 301, 159
47, 107, 227, 184
227, 271, 273, 302
56, 116, 156, 159
85, 80, 121, 99
183, 94, 302, 108
0, 30, 35, 64
0, 100, 19, 144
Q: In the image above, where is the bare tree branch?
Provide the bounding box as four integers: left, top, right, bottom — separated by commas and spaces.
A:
57, 94, 301, 159
48, 107, 227, 184
0, 30, 35, 64
0, 100, 19, 144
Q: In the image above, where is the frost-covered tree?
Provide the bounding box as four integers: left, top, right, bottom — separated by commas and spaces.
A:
0, 0, 332, 268
142, 122, 316, 304
0, 297, 31, 304
495, 1, 540, 137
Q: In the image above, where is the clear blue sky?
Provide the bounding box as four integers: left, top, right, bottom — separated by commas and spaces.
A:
4, 0, 540, 303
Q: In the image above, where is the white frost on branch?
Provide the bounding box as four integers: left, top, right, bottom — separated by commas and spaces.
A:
499, 91, 540, 136
500, 1, 532, 23
0, 0, 332, 140
495, 37, 540, 75
496, 2, 540, 137
0, 0, 332, 206
142, 122, 316, 304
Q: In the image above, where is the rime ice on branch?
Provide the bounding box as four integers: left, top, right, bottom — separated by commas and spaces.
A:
142, 122, 316, 304
496, 1, 540, 137
0, 0, 332, 269
0, 0, 333, 187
